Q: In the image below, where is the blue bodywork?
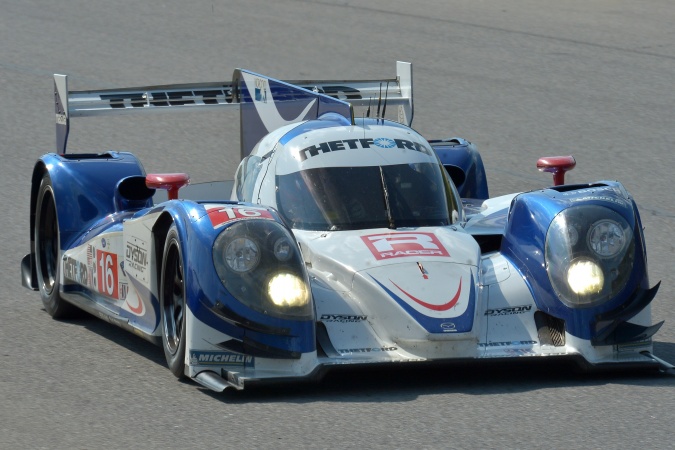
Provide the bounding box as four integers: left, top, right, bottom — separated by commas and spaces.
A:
31, 152, 147, 250
27, 150, 315, 355
23, 65, 664, 390
499, 182, 655, 342
431, 138, 489, 200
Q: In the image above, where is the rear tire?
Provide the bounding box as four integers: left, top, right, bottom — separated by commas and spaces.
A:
160, 225, 187, 378
34, 173, 76, 319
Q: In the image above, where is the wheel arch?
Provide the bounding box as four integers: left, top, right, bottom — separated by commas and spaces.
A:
29, 152, 147, 252
152, 210, 191, 378
152, 211, 176, 292
24, 162, 52, 289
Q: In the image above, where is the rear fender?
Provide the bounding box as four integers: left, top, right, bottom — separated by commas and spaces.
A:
35, 152, 146, 248
26, 152, 147, 285
430, 138, 488, 200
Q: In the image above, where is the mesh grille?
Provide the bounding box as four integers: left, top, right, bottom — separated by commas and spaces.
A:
535, 311, 566, 347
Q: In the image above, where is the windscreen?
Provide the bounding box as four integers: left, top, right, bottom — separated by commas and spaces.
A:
277, 163, 460, 231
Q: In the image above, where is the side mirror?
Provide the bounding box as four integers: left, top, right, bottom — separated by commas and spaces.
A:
146, 173, 190, 200
536, 156, 576, 186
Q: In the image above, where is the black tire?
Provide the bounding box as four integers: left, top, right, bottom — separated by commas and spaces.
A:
160, 225, 187, 378
34, 173, 77, 319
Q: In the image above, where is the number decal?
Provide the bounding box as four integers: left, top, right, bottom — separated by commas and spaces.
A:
96, 250, 119, 299
207, 206, 274, 228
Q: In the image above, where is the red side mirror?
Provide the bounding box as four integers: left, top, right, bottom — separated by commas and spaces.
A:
536, 156, 576, 186
146, 173, 190, 200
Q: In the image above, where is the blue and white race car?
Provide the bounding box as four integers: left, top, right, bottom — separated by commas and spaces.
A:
21, 62, 669, 391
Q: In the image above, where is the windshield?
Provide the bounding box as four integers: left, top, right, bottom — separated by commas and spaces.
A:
277, 163, 460, 231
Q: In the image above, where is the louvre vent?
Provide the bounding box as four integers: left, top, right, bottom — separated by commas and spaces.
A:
535, 311, 566, 347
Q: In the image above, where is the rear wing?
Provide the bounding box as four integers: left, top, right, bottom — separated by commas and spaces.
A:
54, 61, 413, 158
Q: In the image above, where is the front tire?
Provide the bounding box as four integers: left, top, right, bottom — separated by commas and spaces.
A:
34, 173, 76, 319
160, 225, 187, 378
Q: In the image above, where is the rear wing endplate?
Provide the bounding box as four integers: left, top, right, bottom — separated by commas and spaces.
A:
54, 61, 413, 158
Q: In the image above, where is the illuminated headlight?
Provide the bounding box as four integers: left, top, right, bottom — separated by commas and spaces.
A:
567, 259, 603, 295
268, 273, 309, 307
545, 205, 634, 307
213, 220, 312, 319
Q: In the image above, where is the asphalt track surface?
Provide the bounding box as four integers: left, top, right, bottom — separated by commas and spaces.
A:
2, 1, 675, 448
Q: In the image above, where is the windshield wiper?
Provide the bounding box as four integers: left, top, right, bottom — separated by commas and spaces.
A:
379, 166, 396, 229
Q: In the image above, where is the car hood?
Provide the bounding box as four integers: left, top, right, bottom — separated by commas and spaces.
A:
295, 226, 479, 287
295, 226, 482, 351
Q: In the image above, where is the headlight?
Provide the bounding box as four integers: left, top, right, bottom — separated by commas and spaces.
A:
273, 237, 293, 262
268, 272, 309, 307
588, 219, 627, 258
545, 205, 634, 307
567, 259, 603, 295
213, 220, 312, 319
224, 237, 260, 273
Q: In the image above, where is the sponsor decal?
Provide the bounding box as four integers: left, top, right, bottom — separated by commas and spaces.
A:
100, 88, 235, 108
373, 137, 396, 148
96, 83, 361, 112
338, 347, 397, 354
64, 256, 90, 286
254, 78, 268, 103
362, 232, 450, 260
504, 348, 535, 356
124, 237, 150, 285
479, 340, 537, 347
189, 351, 254, 367
125, 242, 148, 274
118, 282, 128, 301
312, 85, 363, 100
296, 137, 432, 162
320, 314, 367, 323
391, 278, 462, 312
440, 322, 457, 332
570, 196, 626, 207
485, 305, 533, 316
617, 340, 652, 353
207, 206, 274, 229
87, 244, 94, 265
101, 238, 106, 248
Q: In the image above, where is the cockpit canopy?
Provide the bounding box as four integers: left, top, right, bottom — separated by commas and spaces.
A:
235, 120, 462, 231
277, 163, 459, 231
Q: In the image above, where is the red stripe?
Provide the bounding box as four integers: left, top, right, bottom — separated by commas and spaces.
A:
391, 278, 462, 311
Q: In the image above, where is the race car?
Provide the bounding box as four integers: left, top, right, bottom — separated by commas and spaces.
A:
21, 62, 671, 391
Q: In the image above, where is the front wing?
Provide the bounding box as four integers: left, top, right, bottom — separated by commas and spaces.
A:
184, 251, 666, 391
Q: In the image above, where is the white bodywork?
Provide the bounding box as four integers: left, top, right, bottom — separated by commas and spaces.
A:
45, 62, 663, 392
176, 121, 659, 389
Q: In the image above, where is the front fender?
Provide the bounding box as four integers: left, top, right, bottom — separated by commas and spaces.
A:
500, 182, 651, 341
166, 202, 317, 358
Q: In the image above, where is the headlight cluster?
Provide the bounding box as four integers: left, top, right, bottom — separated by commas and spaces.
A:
213, 220, 311, 319
545, 205, 634, 307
